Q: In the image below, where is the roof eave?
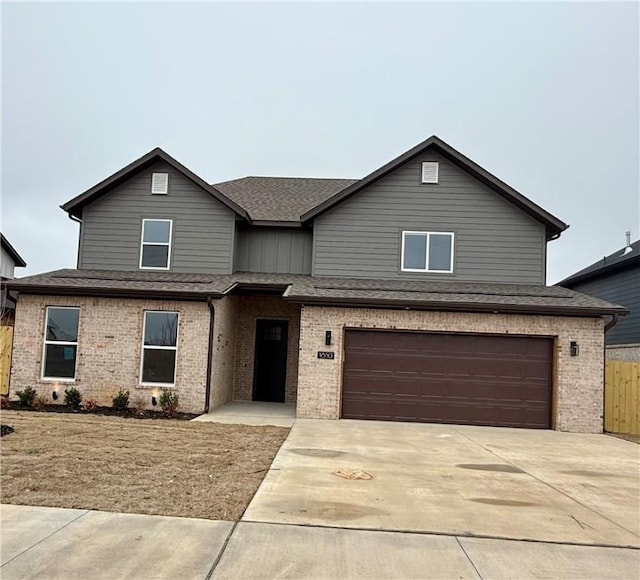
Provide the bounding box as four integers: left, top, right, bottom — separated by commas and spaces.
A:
7, 282, 224, 302
284, 294, 628, 317
0, 234, 27, 267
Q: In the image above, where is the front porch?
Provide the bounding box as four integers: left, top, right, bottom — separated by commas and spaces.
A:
193, 401, 296, 427
208, 291, 302, 413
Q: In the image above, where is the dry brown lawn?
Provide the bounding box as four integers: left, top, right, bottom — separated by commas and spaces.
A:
0, 410, 289, 520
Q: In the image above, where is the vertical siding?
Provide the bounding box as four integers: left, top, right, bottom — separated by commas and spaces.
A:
234, 227, 312, 274
79, 161, 236, 274
313, 151, 546, 284
569, 267, 640, 345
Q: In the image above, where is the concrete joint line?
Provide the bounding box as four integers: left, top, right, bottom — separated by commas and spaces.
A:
0, 509, 90, 568
204, 521, 238, 580
451, 428, 640, 538
455, 536, 483, 579
240, 519, 640, 551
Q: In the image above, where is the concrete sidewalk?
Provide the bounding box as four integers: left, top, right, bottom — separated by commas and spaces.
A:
2, 504, 639, 579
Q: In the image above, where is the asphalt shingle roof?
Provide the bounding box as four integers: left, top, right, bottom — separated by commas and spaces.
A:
559, 239, 640, 286
213, 177, 357, 222
7, 269, 627, 317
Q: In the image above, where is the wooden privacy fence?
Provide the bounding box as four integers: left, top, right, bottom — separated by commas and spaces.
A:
604, 360, 640, 435
0, 326, 14, 396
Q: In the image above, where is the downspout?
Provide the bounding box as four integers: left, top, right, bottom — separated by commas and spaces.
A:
602, 313, 620, 434
203, 297, 216, 414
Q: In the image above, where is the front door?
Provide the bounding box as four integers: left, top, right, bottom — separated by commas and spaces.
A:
253, 320, 288, 402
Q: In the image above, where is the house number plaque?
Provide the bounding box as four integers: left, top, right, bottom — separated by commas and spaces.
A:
317, 351, 335, 360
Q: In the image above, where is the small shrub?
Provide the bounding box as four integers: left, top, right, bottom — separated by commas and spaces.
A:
112, 390, 130, 411
63, 387, 83, 408
16, 386, 37, 407
83, 399, 98, 412
159, 390, 179, 417
32, 394, 48, 411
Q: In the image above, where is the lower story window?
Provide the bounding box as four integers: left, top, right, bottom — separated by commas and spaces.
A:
141, 311, 178, 384
43, 307, 80, 380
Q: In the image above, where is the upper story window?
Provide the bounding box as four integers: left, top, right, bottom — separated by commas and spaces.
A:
139, 219, 172, 270
42, 306, 80, 380
402, 231, 454, 273
151, 172, 169, 194
421, 162, 439, 184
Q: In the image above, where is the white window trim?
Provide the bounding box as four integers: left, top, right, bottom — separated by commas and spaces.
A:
139, 219, 173, 271
151, 172, 169, 195
41, 306, 80, 382
421, 162, 439, 184
401, 231, 455, 273
139, 310, 179, 387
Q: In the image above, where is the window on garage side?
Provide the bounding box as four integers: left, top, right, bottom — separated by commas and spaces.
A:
140, 311, 178, 385
42, 307, 80, 380
401, 231, 454, 273
139, 219, 172, 270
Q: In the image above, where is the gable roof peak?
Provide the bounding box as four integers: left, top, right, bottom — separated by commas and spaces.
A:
61, 147, 249, 220
301, 135, 568, 240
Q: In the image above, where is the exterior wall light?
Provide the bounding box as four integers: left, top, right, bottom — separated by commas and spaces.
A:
325, 331, 332, 346
151, 396, 158, 406
570, 341, 579, 356
52, 391, 58, 400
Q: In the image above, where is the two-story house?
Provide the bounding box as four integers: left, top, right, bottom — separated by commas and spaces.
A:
8, 136, 626, 432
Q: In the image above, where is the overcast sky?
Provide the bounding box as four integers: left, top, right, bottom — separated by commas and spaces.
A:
2, 1, 638, 283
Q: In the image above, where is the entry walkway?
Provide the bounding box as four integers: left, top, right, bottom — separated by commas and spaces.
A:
192, 401, 296, 427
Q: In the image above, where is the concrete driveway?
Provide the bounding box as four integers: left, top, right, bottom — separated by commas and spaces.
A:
243, 419, 640, 547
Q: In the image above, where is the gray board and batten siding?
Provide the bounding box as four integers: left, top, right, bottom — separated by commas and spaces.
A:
79, 162, 236, 274
567, 267, 640, 345
234, 227, 313, 275
312, 151, 547, 284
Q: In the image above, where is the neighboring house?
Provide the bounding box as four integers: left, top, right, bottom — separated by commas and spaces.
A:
558, 235, 639, 361
1, 233, 27, 323
7, 136, 626, 433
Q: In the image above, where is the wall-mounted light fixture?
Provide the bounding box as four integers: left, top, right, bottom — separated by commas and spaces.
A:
52, 391, 58, 400
325, 331, 332, 346
570, 341, 579, 357
151, 396, 158, 406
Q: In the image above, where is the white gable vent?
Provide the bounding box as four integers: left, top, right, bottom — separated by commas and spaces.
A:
151, 172, 169, 194
421, 162, 439, 184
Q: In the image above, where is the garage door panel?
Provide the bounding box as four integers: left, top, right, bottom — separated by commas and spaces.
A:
342, 330, 552, 429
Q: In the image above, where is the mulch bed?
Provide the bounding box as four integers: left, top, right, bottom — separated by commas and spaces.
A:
5, 402, 198, 421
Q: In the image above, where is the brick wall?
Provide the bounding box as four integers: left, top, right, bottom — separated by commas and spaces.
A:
11, 295, 210, 414
209, 296, 237, 409
606, 344, 640, 362
297, 306, 605, 433
232, 295, 301, 404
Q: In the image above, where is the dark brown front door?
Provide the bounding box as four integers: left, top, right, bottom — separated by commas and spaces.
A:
342, 330, 552, 429
253, 320, 288, 403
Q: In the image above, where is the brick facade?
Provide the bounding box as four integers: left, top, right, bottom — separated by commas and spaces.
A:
230, 295, 301, 404
209, 296, 237, 409
297, 306, 605, 433
10, 295, 210, 413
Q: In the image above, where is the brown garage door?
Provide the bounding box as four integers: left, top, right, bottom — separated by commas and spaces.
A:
342, 330, 552, 429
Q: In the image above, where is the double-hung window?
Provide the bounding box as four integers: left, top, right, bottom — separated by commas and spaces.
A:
42, 307, 80, 380
401, 231, 454, 273
139, 219, 172, 270
140, 311, 179, 385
